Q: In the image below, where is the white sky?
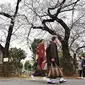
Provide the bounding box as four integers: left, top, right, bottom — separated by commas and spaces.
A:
0, 0, 16, 4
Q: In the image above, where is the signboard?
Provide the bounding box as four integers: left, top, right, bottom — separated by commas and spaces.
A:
3, 58, 8, 62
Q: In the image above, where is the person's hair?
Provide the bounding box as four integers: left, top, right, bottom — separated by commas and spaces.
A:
40, 39, 44, 43
79, 56, 81, 60
52, 37, 56, 41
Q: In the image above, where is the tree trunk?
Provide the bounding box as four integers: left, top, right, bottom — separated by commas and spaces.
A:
2, 0, 21, 77
61, 40, 73, 76
3, 19, 14, 77
73, 53, 77, 74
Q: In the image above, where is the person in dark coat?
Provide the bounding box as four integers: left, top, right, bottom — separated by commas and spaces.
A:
77, 56, 83, 78
81, 56, 85, 77
46, 38, 59, 68
46, 36, 66, 84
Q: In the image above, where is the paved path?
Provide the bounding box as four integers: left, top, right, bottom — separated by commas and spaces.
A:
0, 78, 85, 85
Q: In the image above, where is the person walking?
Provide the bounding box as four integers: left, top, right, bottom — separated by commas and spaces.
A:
81, 56, 85, 77
31, 39, 46, 80
46, 36, 66, 84
77, 57, 83, 78
36, 39, 46, 71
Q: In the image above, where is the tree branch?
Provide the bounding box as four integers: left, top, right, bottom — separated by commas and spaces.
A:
33, 26, 56, 35
0, 44, 4, 52
0, 12, 12, 18
76, 46, 85, 53
56, 18, 70, 41
63, 0, 80, 9
13, 0, 22, 18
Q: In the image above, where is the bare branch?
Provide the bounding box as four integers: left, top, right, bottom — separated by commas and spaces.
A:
0, 12, 12, 18
13, 0, 22, 18
33, 26, 56, 35
70, 34, 80, 48
71, 13, 85, 28
63, 0, 80, 9
56, 18, 70, 41
76, 46, 85, 53
27, 26, 32, 44
60, 8, 75, 12
48, 0, 66, 18
0, 44, 4, 52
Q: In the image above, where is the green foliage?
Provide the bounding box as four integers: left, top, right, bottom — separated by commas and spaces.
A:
32, 61, 38, 70
24, 60, 31, 71
19, 62, 23, 69
31, 53, 36, 61
9, 47, 26, 62
31, 39, 41, 61
9, 47, 26, 73
31, 39, 41, 54
59, 50, 74, 75
58, 50, 65, 67
81, 52, 85, 57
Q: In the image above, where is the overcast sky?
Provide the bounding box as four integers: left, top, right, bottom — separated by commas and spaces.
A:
0, 0, 16, 4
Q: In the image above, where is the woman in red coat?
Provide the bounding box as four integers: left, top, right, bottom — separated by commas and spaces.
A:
31, 39, 46, 80
36, 39, 46, 70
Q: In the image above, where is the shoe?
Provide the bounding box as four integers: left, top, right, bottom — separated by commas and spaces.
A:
42, 77, 48, 81
47, 81, 55, 84
47, 79, 56, 84
59, 78, 67, 83
31, 75, 36, 80
81, 77, 85, 79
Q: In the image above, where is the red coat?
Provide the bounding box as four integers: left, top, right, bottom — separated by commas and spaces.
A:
36, 43, 45, 70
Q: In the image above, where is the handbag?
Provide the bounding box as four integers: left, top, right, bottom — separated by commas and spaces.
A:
47, 62, 63, 78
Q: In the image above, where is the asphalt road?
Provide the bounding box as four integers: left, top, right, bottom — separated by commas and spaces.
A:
0, 78, 85, 85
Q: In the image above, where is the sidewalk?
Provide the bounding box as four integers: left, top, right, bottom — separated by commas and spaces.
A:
0, 74, 85, 80
28, 75, 85, 80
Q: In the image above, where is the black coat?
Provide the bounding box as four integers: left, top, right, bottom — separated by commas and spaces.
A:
46, 41, 59, 67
